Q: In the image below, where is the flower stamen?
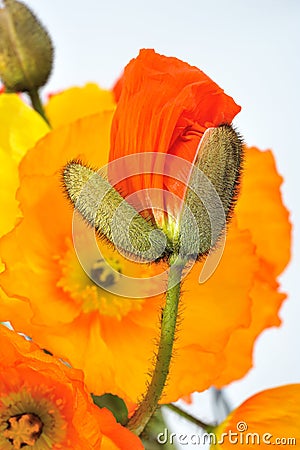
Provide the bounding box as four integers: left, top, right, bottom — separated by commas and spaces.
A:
3, 413, 43, 449
90, 258, 122, 288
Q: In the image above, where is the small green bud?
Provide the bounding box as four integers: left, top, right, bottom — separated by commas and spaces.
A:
0, 0, 53, 92
63, 161, 168, 262
180, 124, 243, 259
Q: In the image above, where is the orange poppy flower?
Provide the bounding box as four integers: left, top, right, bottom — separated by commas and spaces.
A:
212, 384, 300, 449
0, 50, 291, 408
0, 324, 142, 450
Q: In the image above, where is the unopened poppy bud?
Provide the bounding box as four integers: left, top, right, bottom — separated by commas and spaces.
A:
180, 124, 243, 259
63, 161, 169, 262
0, 0, 53, 92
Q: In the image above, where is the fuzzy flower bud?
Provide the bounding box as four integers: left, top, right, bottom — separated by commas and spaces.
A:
180, 124, 244, 259
0, 0, 53, 92
63, 161, 169, 262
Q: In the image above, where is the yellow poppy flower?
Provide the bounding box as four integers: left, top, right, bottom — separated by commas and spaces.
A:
45, 83, 115, 128
0, 93, 49, 237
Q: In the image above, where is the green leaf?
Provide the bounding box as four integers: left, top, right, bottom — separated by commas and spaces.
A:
91, 393, 128, 426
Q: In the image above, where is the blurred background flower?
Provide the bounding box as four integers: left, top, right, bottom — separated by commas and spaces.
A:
212, 384, 300, 449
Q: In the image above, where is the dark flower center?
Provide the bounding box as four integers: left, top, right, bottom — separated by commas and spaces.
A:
3, 413, 43, 449
90, 258, 122, 288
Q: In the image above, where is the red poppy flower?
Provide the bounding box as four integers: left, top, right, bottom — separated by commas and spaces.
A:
109, 49, 241, 234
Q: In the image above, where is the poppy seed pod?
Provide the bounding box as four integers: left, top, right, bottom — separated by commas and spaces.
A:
0, 0, 53, 92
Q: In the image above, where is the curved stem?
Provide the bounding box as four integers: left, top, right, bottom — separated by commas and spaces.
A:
127, 256, 186, 435
212, 388, 231, 419
165, 404, 214, 433
28, 88, 50, 126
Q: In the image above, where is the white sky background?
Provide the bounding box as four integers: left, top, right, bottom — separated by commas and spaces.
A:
21, 0, 300, 447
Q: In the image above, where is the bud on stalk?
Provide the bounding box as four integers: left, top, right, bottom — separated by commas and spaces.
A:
63, 161, 169, 262
63, 124, 243, 265
180, 124, 243, 259
0, 0, 53, 92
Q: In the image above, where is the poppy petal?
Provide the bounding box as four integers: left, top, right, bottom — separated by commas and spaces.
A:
45, 83, 115, 128
235, 147, 291, 276
109, 49, 241, 223
213, 384, 300, 449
